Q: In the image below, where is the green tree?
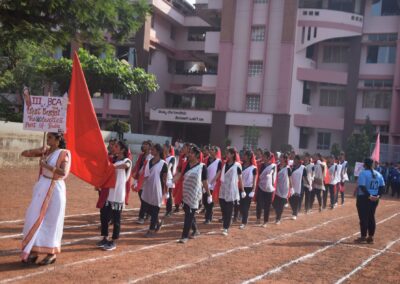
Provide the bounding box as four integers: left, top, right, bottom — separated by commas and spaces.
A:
330, 143, 341, 158
0, 0, 150, 51
345, 116, 376, 172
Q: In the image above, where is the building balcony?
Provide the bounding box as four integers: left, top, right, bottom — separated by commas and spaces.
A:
205, 31, 220, 54
294, 114, 344, 131
297, 67, 347, 85
195, 0, 222, 10
202, 74, 217, 88
296, 8, 363, 52
92, 97, 104, 109
173, 74, 203, 85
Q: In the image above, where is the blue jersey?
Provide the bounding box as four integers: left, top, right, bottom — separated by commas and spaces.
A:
358, 170, 385, 196
392, 169, 400, 185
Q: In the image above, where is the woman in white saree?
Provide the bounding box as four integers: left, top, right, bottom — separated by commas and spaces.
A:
20, 132, 71, 265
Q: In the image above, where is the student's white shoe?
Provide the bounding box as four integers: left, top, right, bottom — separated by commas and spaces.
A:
291, 215, 297, 220
239, 224, 246, 230
222, 229, 228, 236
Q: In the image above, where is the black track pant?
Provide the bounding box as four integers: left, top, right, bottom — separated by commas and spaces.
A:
356, 195, 379, 237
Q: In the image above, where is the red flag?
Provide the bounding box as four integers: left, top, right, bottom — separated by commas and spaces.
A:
65, 52, 115, 188
371, 133, 380, 162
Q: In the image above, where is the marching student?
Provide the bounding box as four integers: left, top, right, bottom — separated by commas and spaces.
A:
334, 156, 342, 207
98, 141, 132, 251
164, 142, 177, 217
132, 140, 153, 224
219, 147, 245, 235
175, 146, 211, 244
311, 153, 326, 212
20, 133, 71, 265
256, 151, 276, 227
141, 144, 168, 237
302, 153, 314, 213
173, 142, 191, 213
354, 158, 385, 244
326, 156, 338, 209
274, 154, 292, 224
239, 150, 258, 229
289, 155, 305, 220
338, 152, 348, 205
204, 146, 222, 224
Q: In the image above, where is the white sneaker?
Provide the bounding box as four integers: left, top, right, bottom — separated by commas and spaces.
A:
136, 218, 144, 224
291, 215, 297, 220
284, 203, 289, 208
239, 224, 246, 230
275, 220, 281, 225
222, 229, 228, 236
262, 223, 268, 228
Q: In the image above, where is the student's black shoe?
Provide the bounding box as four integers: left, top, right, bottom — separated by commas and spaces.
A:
155, 220, 164, 232
366, 236, 374, 244
354, 237, 367, 244
96, 238, 108, 248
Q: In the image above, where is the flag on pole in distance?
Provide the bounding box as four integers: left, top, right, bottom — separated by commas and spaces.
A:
65, 52, 116, 188
370, 133, 380, 163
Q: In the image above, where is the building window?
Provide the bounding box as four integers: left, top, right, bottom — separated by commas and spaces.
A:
367, 33, 397, 42
188, 27, 206, 41
244, 127, 260, 150
362, 91, 391, 109
170, 24, 175, 40
113, 93, 131, 100
248, 61, 263, 76
372, 0, 400, 16
254, 0, 268, 4
299, 127, 310, 149
317, 132, 331, 150
328, 0, 355, 13
363, 79, 393, 88
306, 45, 315, 59
251, 26, 265, 41
151, 15, 155, 28
302, 81, 311, 105
379, 125, 390, 133
367, 46, 396, 63
299, 0, 323, 9
246, 95, 261, 112
319, 89, 344, 107
116, 46, 130, 61
323, 45, 349, 63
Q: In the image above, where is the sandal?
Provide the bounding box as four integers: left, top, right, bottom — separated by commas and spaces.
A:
38, 254, 57, 266
21, 254, 38, 264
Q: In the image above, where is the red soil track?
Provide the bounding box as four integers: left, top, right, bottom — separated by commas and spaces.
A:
0, 167, 399, 283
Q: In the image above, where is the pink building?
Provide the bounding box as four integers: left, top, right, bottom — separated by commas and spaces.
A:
95, 0, 400, 155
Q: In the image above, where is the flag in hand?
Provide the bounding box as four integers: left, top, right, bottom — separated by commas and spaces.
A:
65, 52, 115, 188
370, 133, 380, 162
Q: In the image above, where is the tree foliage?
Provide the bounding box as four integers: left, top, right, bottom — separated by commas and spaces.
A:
345, 116, 376, 169
36, 49, 158, 96
0, 0, 150, 51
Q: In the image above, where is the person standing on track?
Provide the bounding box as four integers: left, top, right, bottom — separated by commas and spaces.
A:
132, 140, 153, 224
256, 151, 276, 227
303, 153, 314, 214
338, 152, 348, 205
164, 142, 177, 217
141, 144, 168, 238
311, 153, 326, 212
204, 146, 222, 224
274, 154, 292, 224
20, 133, 71, 265
173, 142, 191, 213
219, 147, 245, 236
289, 155, 305, 220
175, 146, 211, 243
326, 156, 338, 210
98, 141, 132, 251
354, 158, 385, 244
239, 150, 258, 229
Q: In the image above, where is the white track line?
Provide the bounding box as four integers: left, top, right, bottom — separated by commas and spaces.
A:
0, 213, 354, 284
0, 208, 139, 225
127, 214, 355, 283
335, 237, 400, 284
0, 231, 217, 284
241, 212, 400, 284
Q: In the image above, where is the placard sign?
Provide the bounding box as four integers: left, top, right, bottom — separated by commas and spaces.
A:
354, 162, 364, 177
23, 95, 68, 132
